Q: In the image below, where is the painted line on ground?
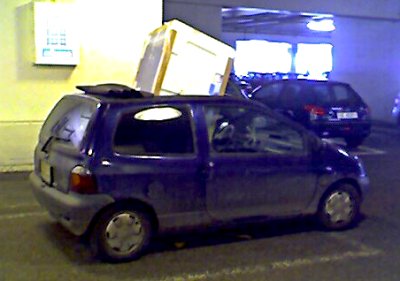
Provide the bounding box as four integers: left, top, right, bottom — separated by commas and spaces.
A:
146, 234, 383, 281
327, 232, 379, 252
0, 203, 40, 209
0, 211, 46, 220
149, 249, 381, 281
351, 146, 386, 156
323, 139, 386, 156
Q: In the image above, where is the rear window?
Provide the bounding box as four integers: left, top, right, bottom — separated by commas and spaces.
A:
331, 84, 362, 106
40, 96, 98, 149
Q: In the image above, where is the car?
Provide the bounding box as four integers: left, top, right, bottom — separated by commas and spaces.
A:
392, 91, 400, 125
30, 83, 369, 262
251, 79, 371, 148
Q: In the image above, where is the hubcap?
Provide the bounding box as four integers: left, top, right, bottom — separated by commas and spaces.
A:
105, 212, 144, 254
324, 191, 354, 225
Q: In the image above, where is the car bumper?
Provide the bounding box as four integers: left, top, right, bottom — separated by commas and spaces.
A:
30, 172, 114, 236
310, 121, 371, 139
357, 175, 369, 199
392, 107, 400, 123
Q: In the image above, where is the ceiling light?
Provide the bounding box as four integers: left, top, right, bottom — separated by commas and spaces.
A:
307, 19, 335, 32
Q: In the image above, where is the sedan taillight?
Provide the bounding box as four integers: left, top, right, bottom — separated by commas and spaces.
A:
70, 166, 97, 194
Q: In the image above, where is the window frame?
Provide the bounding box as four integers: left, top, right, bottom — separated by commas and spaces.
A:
202, 103, 309, 157
112, 104, 198, 158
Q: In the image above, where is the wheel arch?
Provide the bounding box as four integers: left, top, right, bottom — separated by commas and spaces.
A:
323, 177, 363, 201
85, 198, 159, 238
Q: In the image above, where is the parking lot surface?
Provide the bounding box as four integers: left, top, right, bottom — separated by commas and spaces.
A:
1, 124, 400, 281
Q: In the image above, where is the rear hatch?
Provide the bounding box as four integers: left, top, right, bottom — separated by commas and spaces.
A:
34, 95, 100, 193
303, 82, 370, 123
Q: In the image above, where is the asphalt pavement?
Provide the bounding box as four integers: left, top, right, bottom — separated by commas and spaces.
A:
1, 124, 400, 281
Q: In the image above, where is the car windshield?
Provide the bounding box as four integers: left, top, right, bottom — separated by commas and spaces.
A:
40, 97, 98, 149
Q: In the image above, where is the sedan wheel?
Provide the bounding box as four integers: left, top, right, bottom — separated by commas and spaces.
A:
91, 206, 152, 262
318, 184, 361, 230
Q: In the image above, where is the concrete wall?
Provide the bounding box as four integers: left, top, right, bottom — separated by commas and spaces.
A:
222, 18, 400, 122
0, 0, 162, 172
165, 0, 400, 122
165, 0, 400, 20
163, 2, 221, 39
331, 17, 400, 122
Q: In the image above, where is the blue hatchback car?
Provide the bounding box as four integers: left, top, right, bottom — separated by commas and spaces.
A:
30, 84, 369, 262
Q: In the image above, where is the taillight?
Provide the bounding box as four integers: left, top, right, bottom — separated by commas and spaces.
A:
70, 166, 97, 194
304, 104, 326, 116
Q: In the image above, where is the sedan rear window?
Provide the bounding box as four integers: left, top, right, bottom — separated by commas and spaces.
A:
40, 97, 97, 149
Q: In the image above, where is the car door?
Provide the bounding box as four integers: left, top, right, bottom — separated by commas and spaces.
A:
203, 104, 318, 220
96, 104, 208, 229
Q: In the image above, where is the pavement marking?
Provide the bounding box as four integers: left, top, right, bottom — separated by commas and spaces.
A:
323, 139, 386, 156
147, 234, 383, 281
0, 203, 40, 209
0, 211, 46, 220
327, 232, 378, 252
149, 249, 381, 281
351, 146, 386, 156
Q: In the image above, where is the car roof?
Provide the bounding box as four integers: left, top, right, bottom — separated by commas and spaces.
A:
72, 83, 255, 106
265, 79, 349, 86
70, 91, 262, 109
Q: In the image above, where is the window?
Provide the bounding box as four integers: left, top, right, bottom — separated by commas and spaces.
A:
310, 84, 331, 106
295, 43, 333, 80
254, 83, 284, 107
332, 85, 361, 106
204, 106, 305, 155
114, 106, 194, 156
235, 40, 292, 77
280, 84, 302, 109
41, 98, 97, 149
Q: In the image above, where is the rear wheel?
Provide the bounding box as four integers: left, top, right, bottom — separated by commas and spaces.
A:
317, 184, 361, 230
90, 205, 152, 262
345, 137, 364, 148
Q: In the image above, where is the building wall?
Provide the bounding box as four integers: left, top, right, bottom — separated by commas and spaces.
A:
0, 0, 162, 171
165, 0, 400, 122
331, 17, 400, 122
165, 0, 400, 20
163, 2, 221, 39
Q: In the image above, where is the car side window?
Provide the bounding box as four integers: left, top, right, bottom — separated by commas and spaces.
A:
204, 105, 305, 155
311, 84, 331, 106
113, 106, 194, 156
280, 84, 302, 109
254, 83, 283, 107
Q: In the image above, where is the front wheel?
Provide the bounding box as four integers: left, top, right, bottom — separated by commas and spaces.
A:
90, 205, 152, 262
317, 184, 361, 230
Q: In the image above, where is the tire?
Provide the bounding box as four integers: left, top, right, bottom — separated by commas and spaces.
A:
345, 137, 364, 148
90, 205, 152, 262
317, 183, 361, 230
